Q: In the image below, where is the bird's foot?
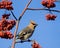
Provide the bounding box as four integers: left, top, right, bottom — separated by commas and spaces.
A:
20, 40, 24, 43
28, 39, 32, 42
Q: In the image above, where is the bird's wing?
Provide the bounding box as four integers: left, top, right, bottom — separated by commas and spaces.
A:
18, 27, 32, 37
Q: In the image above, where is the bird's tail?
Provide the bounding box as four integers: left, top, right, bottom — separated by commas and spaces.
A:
15, 37, 20, 44
15, 35, 20, 42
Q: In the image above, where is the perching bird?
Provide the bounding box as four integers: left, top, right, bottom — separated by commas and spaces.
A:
16, 20, 38, 41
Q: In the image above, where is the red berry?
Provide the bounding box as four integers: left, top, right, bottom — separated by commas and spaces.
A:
9, 20, 16, 25
1, 19, 8, 28
2, 14, 10, 19
46, 14, 57, 20
8, 34, 14, 39
0, 5, 5, 9
51, 15, 57, 20
3, 27, 7, 30
7, 24, 13, 30
50, 3, 56, 8
0, 31, 4, 38
0, 27, 2, 31
32, 41, 41, 48
0, 2, 4, 6
46, 14, 51, 20
41, 1, 47, 7
7, 2, 12, 5
6, 31, 11, 35
6, 5, 13, 10
47, 2, 56, 8
0, 21, 3, 31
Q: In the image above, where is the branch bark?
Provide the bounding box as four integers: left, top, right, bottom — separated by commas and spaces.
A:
15, 40, 35, 43
11, 20, 19, 48
27, 8, 60, 13
19, 0, 32, 20
10, 10, 17, 20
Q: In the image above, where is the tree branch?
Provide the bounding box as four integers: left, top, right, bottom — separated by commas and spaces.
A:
15, 40, 35, 44
11, 20, 19, 48
18, 0, 32, 20
10, 10, 17, 20
27, 8, 60, 13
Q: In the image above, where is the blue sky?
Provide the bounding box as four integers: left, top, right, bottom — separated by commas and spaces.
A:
0, 0, 60, 48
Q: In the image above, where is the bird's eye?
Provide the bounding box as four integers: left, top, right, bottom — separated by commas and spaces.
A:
32, 24, 35, 25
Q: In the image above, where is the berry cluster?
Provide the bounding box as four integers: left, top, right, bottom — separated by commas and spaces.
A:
2, 14, 10, 19
0, 14, 16, 39
46, 14, 57, 20
0, 1, 13, 10
32, 41, 41, 48
0, 14, 16, 31
0, 31, 14, 39
41, 0, 56, 8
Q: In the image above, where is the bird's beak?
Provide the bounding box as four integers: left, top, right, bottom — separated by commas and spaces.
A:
36, 24, 38, 26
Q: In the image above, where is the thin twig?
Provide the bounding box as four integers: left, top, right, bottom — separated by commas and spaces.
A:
27, 8, 60, 13
19, 0, 32, 20
15, 40, 35, 43
10, 10, 17, 20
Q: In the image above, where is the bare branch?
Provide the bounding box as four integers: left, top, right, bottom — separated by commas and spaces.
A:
27, 8, 60, 13
15, 40, 35, 44
10, 10, 17, 20
11, 20, 19, 48
19, 0, 32, 20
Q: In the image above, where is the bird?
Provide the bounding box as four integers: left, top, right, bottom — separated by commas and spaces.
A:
16, 20, 38, 42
